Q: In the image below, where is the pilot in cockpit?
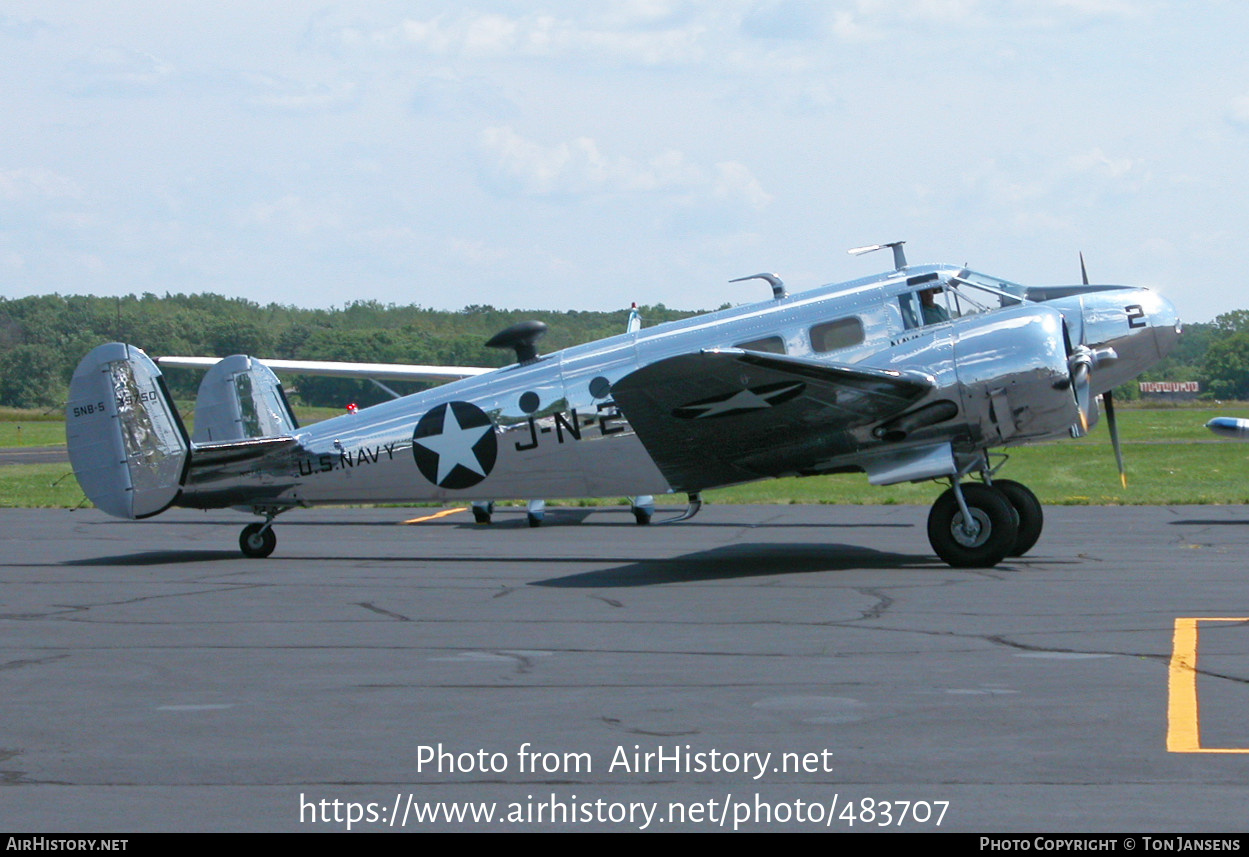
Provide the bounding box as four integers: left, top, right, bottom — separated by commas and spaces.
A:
919, 288, 950, 324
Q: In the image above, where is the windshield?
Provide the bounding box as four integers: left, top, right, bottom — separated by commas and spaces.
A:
953, 269, 1029, 299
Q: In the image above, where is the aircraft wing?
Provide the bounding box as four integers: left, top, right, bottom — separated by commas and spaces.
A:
155, 356, 491, 383
610, 349, 935, 492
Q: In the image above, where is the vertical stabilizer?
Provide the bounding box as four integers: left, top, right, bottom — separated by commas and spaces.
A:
191, 355, 298, 443
66, 343, 190, 519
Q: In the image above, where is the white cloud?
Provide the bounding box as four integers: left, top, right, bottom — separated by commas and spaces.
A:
477, 126, 771, 209
447, 237, 507, 266
239, 195, 343, 234
1046, 0, 1147, 17
0, 167, 81, 201
1229, 94, 1249, 127
240, 73, 357, 113
67, 46, 174, 96
1068, 147, 1141, 182
0, 13, 51, 39
392, 11, 708, 65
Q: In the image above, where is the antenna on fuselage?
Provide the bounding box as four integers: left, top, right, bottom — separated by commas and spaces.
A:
729, 272, 786, 300
485, 320, 548, 365
848, 241, 907, 271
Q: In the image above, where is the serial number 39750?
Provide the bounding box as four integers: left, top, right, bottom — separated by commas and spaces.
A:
72, 389, 159, 419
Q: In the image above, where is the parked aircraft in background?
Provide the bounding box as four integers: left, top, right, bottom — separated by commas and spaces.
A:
66, 242, 1179, 567
1206, 417, 1249, 439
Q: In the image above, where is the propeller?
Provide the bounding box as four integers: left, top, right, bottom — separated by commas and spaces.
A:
1070, 252, 1127, 487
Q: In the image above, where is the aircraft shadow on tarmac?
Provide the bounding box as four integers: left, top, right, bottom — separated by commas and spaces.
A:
62, 550, 240, 566
1168, 519, 1249, 526
531, 542, 938, 588
61, 540, 936, 577
448, 511, 913, 530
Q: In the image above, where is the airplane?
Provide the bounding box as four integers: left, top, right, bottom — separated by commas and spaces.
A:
1206, 417, 1249, 439
64, 242, 1180, 568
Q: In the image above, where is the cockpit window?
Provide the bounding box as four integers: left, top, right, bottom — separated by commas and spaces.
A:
918, 288, 951, 324
945, 278, 1023, 316
954, 269, 1027, 297
735, 335, 786, 354
951, 270, 1027, 308
900, 289, 950, 328
810, 317, 864, 352
899, 292, 920, 329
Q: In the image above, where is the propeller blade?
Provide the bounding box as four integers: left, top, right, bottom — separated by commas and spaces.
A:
1103, 389, 1127, 488
1068, 348, 1094, 437
1080, 251, 1090, 286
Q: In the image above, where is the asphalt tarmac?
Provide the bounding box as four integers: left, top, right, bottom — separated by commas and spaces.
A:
2, 503, 1249, 832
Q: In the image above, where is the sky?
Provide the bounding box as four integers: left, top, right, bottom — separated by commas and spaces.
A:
1, 1, 1246, 322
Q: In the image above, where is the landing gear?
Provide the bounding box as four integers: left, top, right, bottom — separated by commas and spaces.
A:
238, 506, 290, 558
239, 522, 277, 558
927, 483, 1017, 568
992, 479, 1044, 557
631, 495, 654, 525
526, 499, 545, 528
471, 501, 494, 524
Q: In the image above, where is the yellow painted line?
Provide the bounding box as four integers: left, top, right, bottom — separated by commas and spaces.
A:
1167, 617, 1249, 753
1167, 618, 1201, 752
401, 507, 468, 524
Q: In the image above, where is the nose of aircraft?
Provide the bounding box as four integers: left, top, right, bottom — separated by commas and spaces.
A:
1072, 284, 1180, 394
1144, 289, 1182, 360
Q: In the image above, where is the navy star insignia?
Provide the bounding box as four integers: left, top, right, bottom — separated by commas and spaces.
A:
412, 401, 498, 489
671, 381, 805, 420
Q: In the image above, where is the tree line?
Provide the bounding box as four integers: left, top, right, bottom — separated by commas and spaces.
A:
0, 292, 1238, 411
0, 293, 702, 410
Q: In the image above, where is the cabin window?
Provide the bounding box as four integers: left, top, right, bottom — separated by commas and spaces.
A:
810, 317, 864, 352
735, 335, 786, 354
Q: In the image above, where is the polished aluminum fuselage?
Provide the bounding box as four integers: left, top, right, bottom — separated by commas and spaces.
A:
178, 264, 1179, 508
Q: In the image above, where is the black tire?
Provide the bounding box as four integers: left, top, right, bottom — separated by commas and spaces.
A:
993, 479, 1043, 557
527, 513, 542, 528
239, 522, 276, 558
632, 506, 652, 525
472, 503, 493, 524
926, 484, 1017, 568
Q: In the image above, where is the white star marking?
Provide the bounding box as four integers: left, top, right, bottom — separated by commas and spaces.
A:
687, 388, 773, 419
414, 406, 493, 484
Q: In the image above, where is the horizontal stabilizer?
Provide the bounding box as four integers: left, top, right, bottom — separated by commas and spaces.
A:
191, 435, 300, 467
157, 355, 490, 383
611, 349, 934, 491
66, 343, 190, 519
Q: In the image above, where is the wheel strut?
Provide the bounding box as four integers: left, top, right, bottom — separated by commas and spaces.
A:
239, 508, 283, 558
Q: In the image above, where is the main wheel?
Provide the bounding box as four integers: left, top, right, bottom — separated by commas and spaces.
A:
927, 484, 1017, 568
472, 502, 494, 524
239, 523, 277, 558
632, 505, 653, 525
992, 479, 1043, 557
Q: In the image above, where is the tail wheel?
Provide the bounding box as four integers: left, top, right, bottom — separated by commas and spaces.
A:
239, 523, 277, 558
927, 484, 1017, 568
992, 479, 1044, 557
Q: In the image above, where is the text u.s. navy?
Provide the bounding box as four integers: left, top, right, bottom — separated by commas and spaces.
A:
65, 241, 1179, 568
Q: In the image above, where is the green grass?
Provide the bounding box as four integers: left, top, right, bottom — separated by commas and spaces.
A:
0, 464, 89, 508
5, 405, 1249, 509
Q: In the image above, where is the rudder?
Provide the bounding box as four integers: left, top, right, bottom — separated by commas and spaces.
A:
191, 355, 298, 443
66, 343, 190, 519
